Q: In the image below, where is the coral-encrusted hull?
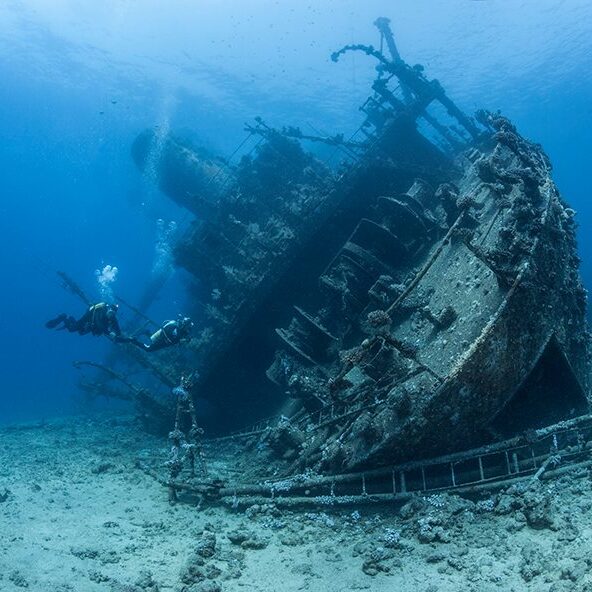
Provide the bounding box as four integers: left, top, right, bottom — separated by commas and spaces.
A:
313, 142, 590, 474
122, 19, 590, 478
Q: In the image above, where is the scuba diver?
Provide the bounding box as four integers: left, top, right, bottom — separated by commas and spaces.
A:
45, 302, 132, 342
134, 316, 194, 352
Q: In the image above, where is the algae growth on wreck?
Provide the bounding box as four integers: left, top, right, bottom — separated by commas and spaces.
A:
2, 2, 592, 591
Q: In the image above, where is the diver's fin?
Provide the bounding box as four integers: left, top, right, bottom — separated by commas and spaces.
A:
45, 313, 67, 329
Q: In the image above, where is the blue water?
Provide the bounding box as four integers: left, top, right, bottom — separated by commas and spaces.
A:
1, 0, 591, 424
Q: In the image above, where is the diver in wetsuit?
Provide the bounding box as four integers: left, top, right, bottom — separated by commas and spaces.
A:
46, 302, 131, 342
134, 316, 194, 352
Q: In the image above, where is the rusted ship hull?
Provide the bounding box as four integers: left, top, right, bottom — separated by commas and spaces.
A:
311, 139, 590, 473
125, 18, 590, 476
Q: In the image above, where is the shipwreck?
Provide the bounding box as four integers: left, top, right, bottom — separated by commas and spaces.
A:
79, 18, 591, 502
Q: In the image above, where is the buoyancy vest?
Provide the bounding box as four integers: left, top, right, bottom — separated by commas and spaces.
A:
88, 303, 108, 332
151, 321, 178, 344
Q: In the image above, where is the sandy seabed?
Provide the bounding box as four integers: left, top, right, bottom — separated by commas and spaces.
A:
1, 414, 592, 592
